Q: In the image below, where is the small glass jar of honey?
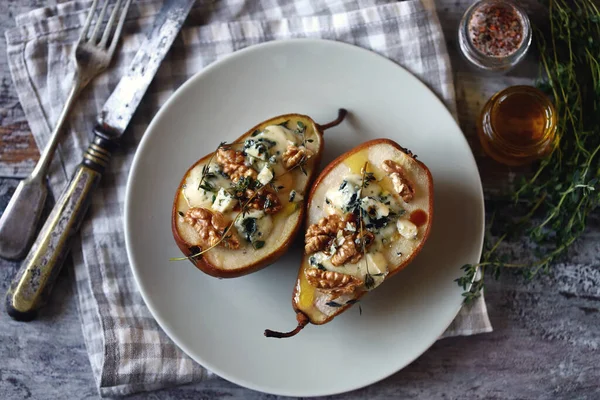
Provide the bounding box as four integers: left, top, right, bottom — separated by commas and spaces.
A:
477, 85, 557, 166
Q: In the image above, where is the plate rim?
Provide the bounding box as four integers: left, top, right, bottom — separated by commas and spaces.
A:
124, 38, 485, 397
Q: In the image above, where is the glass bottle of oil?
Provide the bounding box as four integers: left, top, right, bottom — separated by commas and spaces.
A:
477, 85, 557, 166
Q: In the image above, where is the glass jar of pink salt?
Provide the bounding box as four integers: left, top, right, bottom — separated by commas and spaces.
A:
458, 0, 532, 72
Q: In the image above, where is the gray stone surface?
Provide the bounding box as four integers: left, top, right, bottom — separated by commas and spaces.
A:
1, 1, 599, 399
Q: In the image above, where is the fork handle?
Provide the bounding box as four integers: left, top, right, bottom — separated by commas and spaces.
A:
6, 131, 117, 321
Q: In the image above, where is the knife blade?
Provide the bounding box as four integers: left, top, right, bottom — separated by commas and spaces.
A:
98, 0, 194, 137
6, 0, 196, 321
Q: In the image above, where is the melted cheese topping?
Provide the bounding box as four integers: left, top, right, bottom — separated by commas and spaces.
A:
234, 209, 273, 245
176, 118, 317, 263
321, 173, 410, 288
245, 125, 300, 176
298, 143, 432, 322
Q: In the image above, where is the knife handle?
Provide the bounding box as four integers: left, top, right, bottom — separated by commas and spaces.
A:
5, 132, 117, 321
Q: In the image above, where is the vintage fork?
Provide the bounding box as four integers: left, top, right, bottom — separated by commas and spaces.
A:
0, 0, 132, 260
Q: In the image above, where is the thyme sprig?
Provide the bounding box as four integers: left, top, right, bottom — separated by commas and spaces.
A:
196, 141, 244, 191
197, 142, 226, 190
457, 0, 600, 302
359, 162, 376, 289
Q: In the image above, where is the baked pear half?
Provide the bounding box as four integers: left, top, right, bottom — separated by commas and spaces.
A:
172, 110, 347, 278
265, 138, 433, 338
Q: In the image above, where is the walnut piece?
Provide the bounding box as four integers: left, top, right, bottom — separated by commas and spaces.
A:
282, 145, 314, 169
305, 213, 373, 266
242, 188, 282, 214
305, 268, 363, 299
216, 147, 257, 182
184, 207, 240, 249
330, 230, 374, 266
305, 214, 348, 254
382, 160, 414, 202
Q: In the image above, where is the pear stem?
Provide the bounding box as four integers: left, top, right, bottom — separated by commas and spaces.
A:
318, 108, 348, 132
264, 312, 309, 339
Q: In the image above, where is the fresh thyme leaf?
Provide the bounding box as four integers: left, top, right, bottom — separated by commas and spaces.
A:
197, 142, 226, 190
252, 240, 265, 250
362, 172, 376, 188
277, 120, 289, 127
230, 176, 253, 195
297, 121, 305, 131
364, 274, 375, 290
198, 182, 215, 192
178, 211, 185, 217
251, 129, 260, 137
299, 165, 308, 176
455, 264, 476, 291
326, 301, 343, 307
345, 299, 360, 305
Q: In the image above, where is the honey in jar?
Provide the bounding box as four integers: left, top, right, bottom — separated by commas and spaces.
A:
477, 85, 557, 166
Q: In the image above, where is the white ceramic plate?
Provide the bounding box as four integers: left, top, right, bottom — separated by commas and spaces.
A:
125, 39, 484, 397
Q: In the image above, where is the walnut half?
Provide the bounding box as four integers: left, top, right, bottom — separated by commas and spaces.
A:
184, 207, 240, 249
305, 214, 374, 266
305, 214, 348, 254
382, 160, 414, 202
283, 145, 314, 169
330, 230, 374, 266
305, 268, 363, 299
242, 188, 282, 214
216, 147, 257, 182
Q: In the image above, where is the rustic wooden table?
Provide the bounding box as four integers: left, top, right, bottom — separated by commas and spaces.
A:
1, 1, 599, 399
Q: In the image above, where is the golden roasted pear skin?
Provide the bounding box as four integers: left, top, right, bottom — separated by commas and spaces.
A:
265, 138, 434, 338
172, 109, 347, 278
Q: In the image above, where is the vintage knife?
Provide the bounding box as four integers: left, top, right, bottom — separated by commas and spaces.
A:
6, 0, 196, 321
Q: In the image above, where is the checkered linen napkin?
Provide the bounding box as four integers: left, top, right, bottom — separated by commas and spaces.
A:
5, 0, 492, 396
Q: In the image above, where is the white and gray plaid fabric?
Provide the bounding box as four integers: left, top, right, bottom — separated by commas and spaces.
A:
5, 0, 492, 396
